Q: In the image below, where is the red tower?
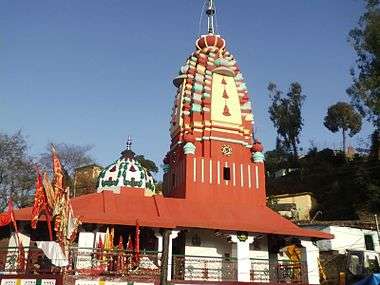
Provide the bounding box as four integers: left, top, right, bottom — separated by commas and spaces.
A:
163, 33, 266, 206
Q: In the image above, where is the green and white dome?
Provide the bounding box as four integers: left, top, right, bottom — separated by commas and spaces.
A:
97, 143, 156, 196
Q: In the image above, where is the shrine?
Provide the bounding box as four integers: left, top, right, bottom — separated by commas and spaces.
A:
0, 1, 332, 284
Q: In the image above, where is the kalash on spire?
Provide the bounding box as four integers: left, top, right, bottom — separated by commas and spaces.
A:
163, 0, 264, 201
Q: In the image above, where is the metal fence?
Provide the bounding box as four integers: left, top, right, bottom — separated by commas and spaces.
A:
0, 246, 160, 281
172, 255, 307, 283
67, 247, 161, 280
1, 247, 307, 283
172, 255, 238, 281
250, 258, 307, 283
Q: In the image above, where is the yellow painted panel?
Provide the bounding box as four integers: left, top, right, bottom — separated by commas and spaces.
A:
211, 73, 242, 126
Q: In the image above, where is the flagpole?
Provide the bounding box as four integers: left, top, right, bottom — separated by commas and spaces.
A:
45, 209, 53, 241
9, 199, 21, 246
135, 219, 140, 264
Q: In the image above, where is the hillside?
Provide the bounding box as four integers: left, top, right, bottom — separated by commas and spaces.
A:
266, 148, 380, 220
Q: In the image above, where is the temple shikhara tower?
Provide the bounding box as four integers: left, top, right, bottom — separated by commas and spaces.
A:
2, 1, 332, 285
163, 15, 265, 203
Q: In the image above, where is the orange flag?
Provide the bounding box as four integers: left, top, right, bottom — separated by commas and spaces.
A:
31, 170, 47, 229
42, 172, 55, 209
51, 145, 65, 237
51, 145, 64, 198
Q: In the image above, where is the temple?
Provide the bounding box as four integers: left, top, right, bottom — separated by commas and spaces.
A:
1, 1, 332, 285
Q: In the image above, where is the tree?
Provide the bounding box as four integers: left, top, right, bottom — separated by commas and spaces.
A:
39, 143, 94, 177
135, 155, 159, 173
268, 82, 306, 159
266, 195, 279, 210
369, 130, 380, 160
324, 102, 362, 151
155, 181, 163, 194
347, 0, 380, 129
0, 131, 35, 210
73, 164, 103, 197
266, 146, 379, 220
265, 138, 293, 177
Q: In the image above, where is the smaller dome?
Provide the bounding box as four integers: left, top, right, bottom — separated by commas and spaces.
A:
252, 152, 265, 163
195, 34, 225, 50
97, 147, 156, 196
251, 140, 264, 153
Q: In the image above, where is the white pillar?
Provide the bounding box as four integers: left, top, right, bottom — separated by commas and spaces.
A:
154, 229, 180, 280
230, 234, 254, 282
168, 230, 180, 281
301, 239, 320, 285
154, 230, 163, 266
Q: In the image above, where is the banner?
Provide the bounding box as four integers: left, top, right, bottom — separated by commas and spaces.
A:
0, 279, 56, 285
74, 281, 154, 285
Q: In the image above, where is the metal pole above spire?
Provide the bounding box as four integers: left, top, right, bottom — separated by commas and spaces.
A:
126, 135, 132, 150
206, 0, 216, 34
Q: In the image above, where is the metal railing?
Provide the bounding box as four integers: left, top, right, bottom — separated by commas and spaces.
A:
172, 255, 307, 282
67, 247, 161, 280
250, 258, 307, 283
67, 245, 161, 280
0, 246, 161, 281
172, 254, 238, 281
1, 247, 307, 283
0, 246, 53, 275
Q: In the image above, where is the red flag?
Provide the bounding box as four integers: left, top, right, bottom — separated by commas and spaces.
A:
117, 236, 124, 272
0, 199, 18, 234
0, 200, 12, 227
31, 170, 48, 229
0, 212, 11, 227
126, 234, 133, 251
96, 235, 104, 260
135, 220, 140, 263
118, 236, 123, 249
31, 170, 54, 240
126, 233, 134, 269
17, 241, 25, 272
1, 199, 22, 254
8, 199, 18, 232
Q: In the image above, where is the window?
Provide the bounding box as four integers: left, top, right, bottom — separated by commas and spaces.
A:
365, 234, 375, 251
223, 167, 231, 180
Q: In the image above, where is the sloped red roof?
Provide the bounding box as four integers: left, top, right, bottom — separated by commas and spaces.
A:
13, 189, 332, 240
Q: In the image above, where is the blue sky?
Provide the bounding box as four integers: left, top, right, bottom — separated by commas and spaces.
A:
0, 0, 373, 174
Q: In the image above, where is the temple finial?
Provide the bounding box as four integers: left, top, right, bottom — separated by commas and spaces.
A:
206, 0, 216, 34
126, 136, 132, 151
121, 136, 135, 159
